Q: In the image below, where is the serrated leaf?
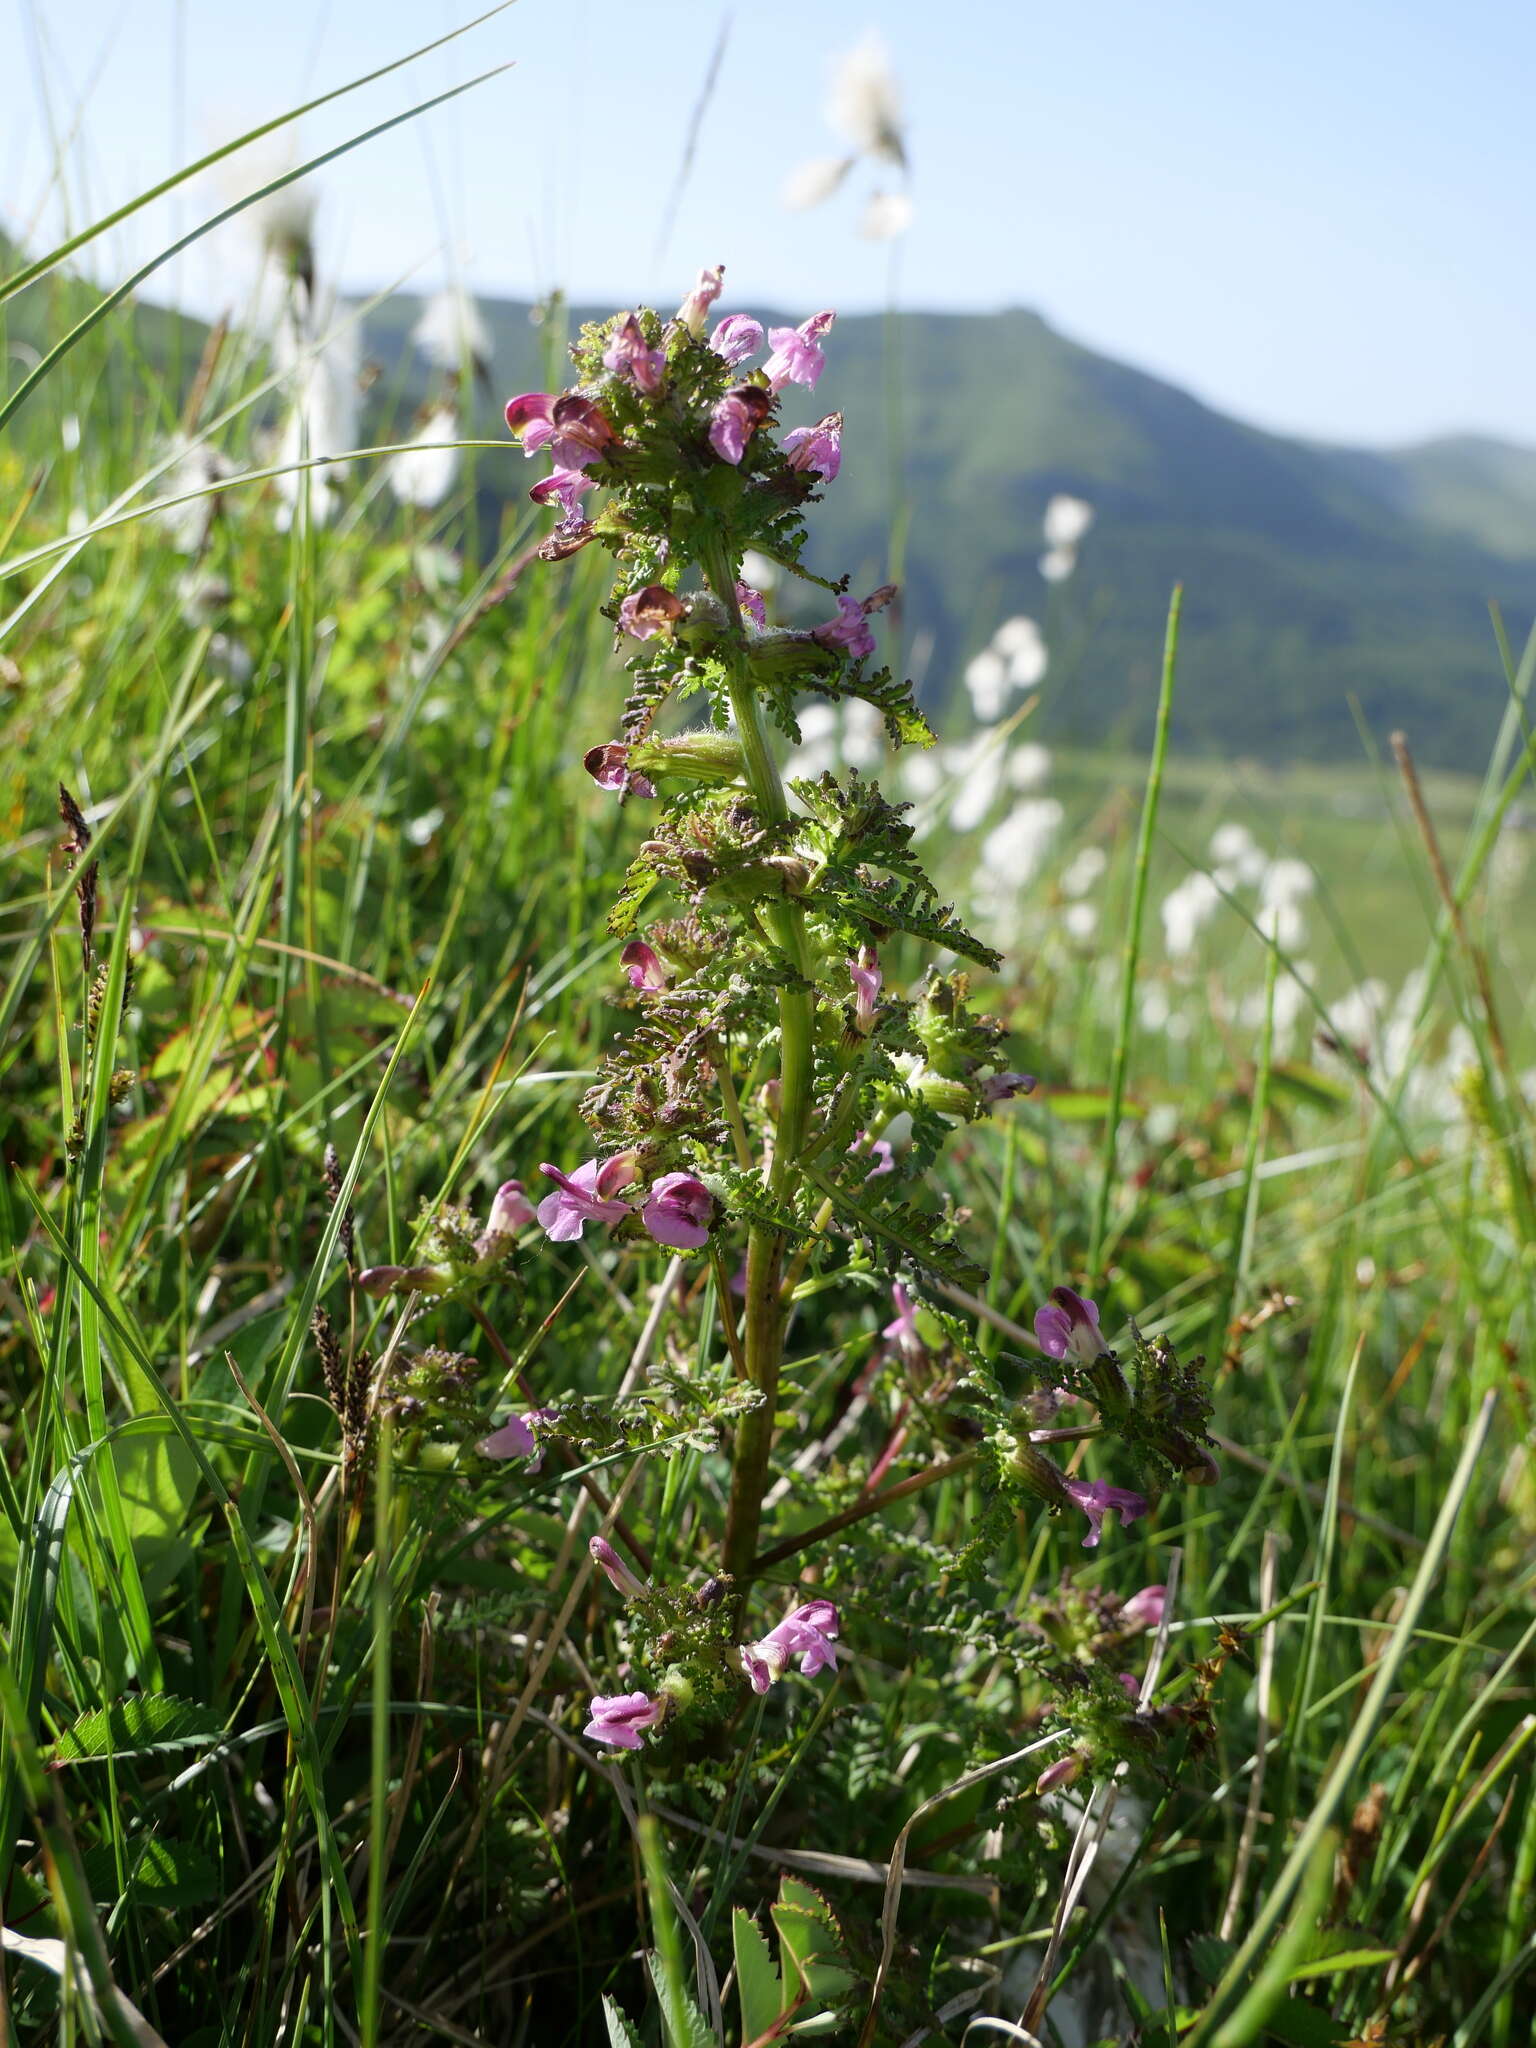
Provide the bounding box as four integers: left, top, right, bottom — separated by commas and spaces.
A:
645, 1950, 716, 2048
771, 1881, 857, 2019
81, 1835, 219, 1908
733, 1907, 787, 2042
602, 1994, 645, 2048
802, 1169, 986, 1291
48, 1693, 223, 1764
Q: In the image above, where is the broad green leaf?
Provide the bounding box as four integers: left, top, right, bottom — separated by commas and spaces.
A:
733, 1906, 785, 2042
602, 1995, 645, 2048
48, 1693, 223, 1763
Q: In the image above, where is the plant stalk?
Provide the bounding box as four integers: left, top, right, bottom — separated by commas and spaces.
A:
701, 548, 816, 1581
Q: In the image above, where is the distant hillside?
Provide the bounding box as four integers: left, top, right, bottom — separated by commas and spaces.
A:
357, 292, 1535, 771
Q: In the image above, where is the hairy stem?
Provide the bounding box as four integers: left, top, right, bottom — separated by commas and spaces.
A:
701, 547, 817, 1582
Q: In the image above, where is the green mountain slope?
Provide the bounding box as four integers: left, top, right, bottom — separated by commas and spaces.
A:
360, 291, 1534, 771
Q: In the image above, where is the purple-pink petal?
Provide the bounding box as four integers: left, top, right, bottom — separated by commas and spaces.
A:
736, 581, 767, 628
811, 594, 876, 661
621, 940, 667, 990
709, 313, 764, 367
1064, 1478, 1149, 1549
478, 1413, 537, 1459
641, 1171, 714, 1250
782, 416, 842, 480
584, 1690, 665, 1750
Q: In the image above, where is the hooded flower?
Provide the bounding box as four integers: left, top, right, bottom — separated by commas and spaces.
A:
621, 940, 667, 991
981, 1070, 1036, 1104
1064, 1478, 1149, 1550
762, 311, 835, 392
709, 313, 764, 367
536, 1154, 640, 1241
735, 581, 768, 628
849, 949, 882, 1032
503, 391, 615, 470
602, 312, 665, 394
641, 1172, 714, 1250
474, 1180, 536, 1258
589, 1535, 647, 1600
529, 467, 596, 518
618, 584, 686, 640
782, 414, 842, 480
584, 743, 656, 799
1119, 1584, 1168, 1633
676, 264, 724, 334
811, 593, 875, 661
883, 1281, 926, 1359
478, 1412, 537, 1459
584, 1691, 665, 1750
1034, 1287, 1105, 1365
737, 1598, 841, 1692
709, 384, 772, 464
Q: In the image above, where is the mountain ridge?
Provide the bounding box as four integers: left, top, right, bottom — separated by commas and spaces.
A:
361, 289, 1531, 768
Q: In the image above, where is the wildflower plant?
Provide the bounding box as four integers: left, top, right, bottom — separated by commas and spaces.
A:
500, 270, 1221, 1758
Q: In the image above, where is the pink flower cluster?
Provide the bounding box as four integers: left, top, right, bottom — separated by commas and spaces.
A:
737, 1598, 841, 1692
536, 1152, 715, 1252
582, 1596, 842, 1753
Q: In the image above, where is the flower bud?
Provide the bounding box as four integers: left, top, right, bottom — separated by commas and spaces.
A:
589, 1535, 647, 1600
655, 1667, 695, 1710
1006, 1441, 1073, 1511
356, 1264, 451, 1298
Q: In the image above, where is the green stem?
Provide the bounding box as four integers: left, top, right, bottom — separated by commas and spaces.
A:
700, 547, 817, 1583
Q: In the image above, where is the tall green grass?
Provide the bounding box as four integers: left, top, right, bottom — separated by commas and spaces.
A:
2, 52, 1534, 2048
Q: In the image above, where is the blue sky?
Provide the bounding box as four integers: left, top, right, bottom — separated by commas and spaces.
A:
4, 0, 1533, 447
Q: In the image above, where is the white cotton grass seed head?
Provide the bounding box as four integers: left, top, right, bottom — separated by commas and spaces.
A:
412, 285, 490, 377
858, 189, 914, 240
1007, 742, 1052, 792
826, 32, 906, 166
741, 549, 780, 592
1043, 494, 1094, 549
943, 735, 1007, 833
1064, 901, 1098, 941
1061, 846, 1108, 898
388, 403, 461, 510
964, 647, 1009, 722
1039, 545, 1077, 584
1160, 872, 1222, 959
979, 798, 1064, 893
781, 154, 855, 210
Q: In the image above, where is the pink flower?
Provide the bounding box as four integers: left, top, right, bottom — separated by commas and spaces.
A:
709, 384, 771, 464
478, 1413, 537, 1459
584, 1690, 665, 1750
738, 1598, 841, 1692
356, 1264, 450, 1297
883, 1281, 926, 1359
851, 1133, 894, 1179
676, 264, 725, 334
589, 1535, 647, 1600
981, 1071, 1036, 1104
618, 583, 686, 640
811, 593, 876, 661
763, 310, 835, 391
621, 940, 667, 991
1035, 1750, 1085, 1795
1118, 1671, 1142, 1700
584, 742, 656, 800
735, 581, 767, 628
1034, 1287, 1105, 1366
504, 392, 615, 470
1064, 1478, 1149, 1550
1119, 1584, 1167, 1633
849, 949, 882, 1032
641, 1172, 714, 1250
529, 467, 596, 518
782, 414, 842, 481
602, 312, 665, 395
474, 1179, 536, 1258
710, 314, 764, 366
484, 1180, 536, 1236
536, 1154, 640, 1241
